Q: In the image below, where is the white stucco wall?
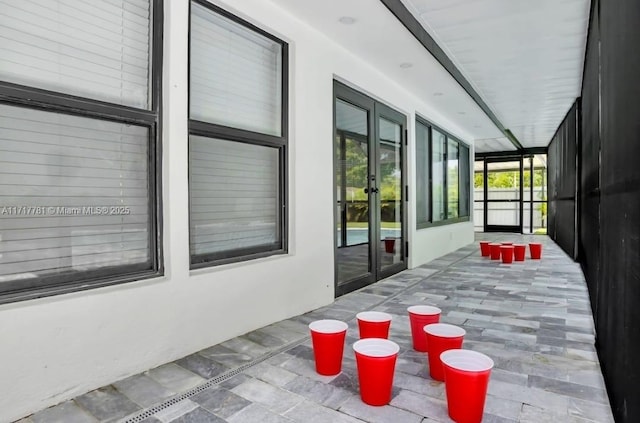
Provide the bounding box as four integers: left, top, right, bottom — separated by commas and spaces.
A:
0, 0, 476, 420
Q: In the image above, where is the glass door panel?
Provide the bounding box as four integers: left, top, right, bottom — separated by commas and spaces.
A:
335, 99, 371, 286
485, 159, 522, 232
378, 117, 402, 272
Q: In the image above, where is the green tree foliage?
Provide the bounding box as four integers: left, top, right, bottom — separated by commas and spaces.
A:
474, 169, 545, 189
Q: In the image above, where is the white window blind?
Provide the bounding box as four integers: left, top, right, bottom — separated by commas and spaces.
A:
0, 105, 150, 282
189, 135, 279, 256
0, 0, 151, 109
190, 3, 282, 136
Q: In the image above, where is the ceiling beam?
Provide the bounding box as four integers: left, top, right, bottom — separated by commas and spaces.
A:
379, 0, 524, 150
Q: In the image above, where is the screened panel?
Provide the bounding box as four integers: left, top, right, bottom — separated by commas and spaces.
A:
432, 129, 446, 221
189, 135, 280, 257
0, 0, 151, 109
415, 121, 430, 225
0, 105, 150, 282
190, 3, 282, 136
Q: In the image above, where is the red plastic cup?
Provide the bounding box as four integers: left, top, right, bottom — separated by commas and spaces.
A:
407, 305, 441, 352
513, 244, 526, 261
479, 241, 491, 257
441, 349, 494, 423
501, 242, 513, 246
424, 323, 466, 381
384, 238, 395, 253
356, 311, 392, 339
489, 243, 501, 260
309, 320, 348, 375
500, 245, 514, 264
530, 242, 542, 259
353, 338, 400, 406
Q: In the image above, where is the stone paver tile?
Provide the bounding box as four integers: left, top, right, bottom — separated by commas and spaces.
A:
392, 371, 444, 399
483, 395, 523, 420
75, 385, 141, 422
528, 375, 609, 403
231, 377, 304, 414
568, 398, 615, 422
170, 407, 225, 423
284, 345, 315, 361
284, 375, 354, 410
226, 403, 294, 423
218, 373, 252, 390
395, 357, 427, 376
113, 374, 176, 407
279, 356, 339, 383
243, 330, 288, 349
221, 336, 272, 359
489, 368, 528, 386
487, 379, 569, 412
260, 324, 306, 344
146, 364, 205, 393
153, 400, 198, 423
243, 362, 298, 387
198, 344, 253, 369
190, 386, 251, 419
389, 389, 450, 422
518, 403, 568, 423
31, 400, 98, 423
480, 415, 518, 423
339, 395, 422, 423
283, 400, 363, 423
175, 354, 228, 380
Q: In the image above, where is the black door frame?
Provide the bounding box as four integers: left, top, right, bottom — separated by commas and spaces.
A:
483, 156, 523, 233
333, 81, 408, 297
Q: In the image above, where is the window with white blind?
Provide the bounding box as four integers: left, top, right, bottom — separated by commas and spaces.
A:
0, 0, 151, 108
188, 1, 287, 267
0, 0, 161, 303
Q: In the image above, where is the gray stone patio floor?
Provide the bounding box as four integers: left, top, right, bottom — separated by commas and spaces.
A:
19, 234, 614, 422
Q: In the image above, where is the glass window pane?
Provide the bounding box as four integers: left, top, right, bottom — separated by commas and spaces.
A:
0, 104, 151, 282
459, 144, 470, 217
416, 121, 430, 225
336, 99, 368, 136
335, 98, 370, 284
0, 0, 151, 109
379, 117, 402, 268
447, 139, 459, 219
190, 3, 282, 136
189, 135, 280, 257
431, 129, 446, 221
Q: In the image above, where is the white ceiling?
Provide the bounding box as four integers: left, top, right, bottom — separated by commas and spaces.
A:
401, 0, 590, 148
268, 0, 506, 150
268, 0, 589, 152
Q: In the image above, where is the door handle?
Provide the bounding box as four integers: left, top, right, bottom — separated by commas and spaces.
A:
364, 187, 379, 194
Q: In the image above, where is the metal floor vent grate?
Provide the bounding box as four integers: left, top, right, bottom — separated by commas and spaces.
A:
120, 249, 476, 423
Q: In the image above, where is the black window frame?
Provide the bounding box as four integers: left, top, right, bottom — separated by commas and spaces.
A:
0, 0, 164, 304
188, 0, 289, 269
416, 116, 471, 229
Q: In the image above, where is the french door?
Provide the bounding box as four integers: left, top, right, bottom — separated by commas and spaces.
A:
334, 82, 407, 297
